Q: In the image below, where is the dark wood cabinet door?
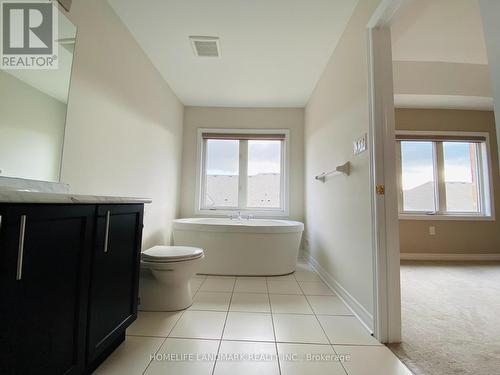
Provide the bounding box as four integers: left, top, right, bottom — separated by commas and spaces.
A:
0, 204, 94, 375
87, 204, 143, 365
0, 207, 22, 374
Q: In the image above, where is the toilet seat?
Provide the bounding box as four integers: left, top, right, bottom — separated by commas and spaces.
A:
142, 246, 204, 263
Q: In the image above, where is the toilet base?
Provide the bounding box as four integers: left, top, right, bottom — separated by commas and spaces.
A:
138, 268, 195, 311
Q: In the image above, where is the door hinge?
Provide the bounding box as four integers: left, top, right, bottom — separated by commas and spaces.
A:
376, 184, 385, 195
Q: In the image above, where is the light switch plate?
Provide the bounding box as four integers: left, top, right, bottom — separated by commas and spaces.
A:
353, 133, 368, 155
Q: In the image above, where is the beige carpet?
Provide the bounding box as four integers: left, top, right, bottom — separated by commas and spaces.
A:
388, 261, 500, 375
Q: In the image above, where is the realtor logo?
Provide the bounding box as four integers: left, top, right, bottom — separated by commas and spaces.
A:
1, 1, 58, 69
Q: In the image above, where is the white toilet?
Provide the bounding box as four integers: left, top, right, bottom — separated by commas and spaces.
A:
138, 245, 205, 311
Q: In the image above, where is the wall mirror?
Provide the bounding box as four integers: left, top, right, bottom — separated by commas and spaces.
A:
0, 7, 76, 183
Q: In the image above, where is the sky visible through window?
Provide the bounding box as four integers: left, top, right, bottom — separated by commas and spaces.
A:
401, 141, 475, 190
400, 140, 479, 213
206, 139, 239, 175
204, 139, 282, 209
206, 140, 281, 175
248, 140, 281, 175
443, 142, 475, 183
401, 141, 436, 211
400, 141, 434, 190
443, 142, 478, 212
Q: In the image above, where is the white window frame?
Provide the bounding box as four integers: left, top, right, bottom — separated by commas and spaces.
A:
195, 128, 290, 217
396, 130, 495, 221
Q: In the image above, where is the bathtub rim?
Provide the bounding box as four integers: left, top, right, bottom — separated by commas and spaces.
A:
173, 217, 304, 234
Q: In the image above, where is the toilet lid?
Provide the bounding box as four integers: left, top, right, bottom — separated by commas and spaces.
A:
142, 246, 204, 262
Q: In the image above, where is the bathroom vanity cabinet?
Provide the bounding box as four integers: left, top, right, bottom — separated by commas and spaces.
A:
0, 203, 144, 375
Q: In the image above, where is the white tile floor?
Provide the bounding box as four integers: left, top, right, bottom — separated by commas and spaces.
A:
94, 260, 412, 375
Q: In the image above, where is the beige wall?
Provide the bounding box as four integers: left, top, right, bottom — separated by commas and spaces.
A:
0, 71, 66, 182
393, 61, 491, 97
180, 106, 304, 221
304, 0, 382, 323
480, 0, 500, 158
60, 0, 184, 249
396, 109, 500, 254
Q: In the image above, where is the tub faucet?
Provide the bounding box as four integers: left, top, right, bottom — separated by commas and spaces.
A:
229, 211, 242, 220
228, 211, 254, 220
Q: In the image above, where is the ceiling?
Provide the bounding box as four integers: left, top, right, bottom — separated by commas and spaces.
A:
391, 0, 488, 65
391, 0, 492, 110
107, 0, 358, 107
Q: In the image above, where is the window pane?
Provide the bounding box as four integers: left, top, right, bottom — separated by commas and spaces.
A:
400, 141, 436, 212
443, 142, 480, 212
204, 139, 239, 207
247, 140, 281, 208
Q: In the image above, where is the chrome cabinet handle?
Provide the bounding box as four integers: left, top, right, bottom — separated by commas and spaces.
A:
16, 215, 26, 280
104, 211, 110, 253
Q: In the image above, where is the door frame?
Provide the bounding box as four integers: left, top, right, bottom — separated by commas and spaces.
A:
366, 0, 412, 343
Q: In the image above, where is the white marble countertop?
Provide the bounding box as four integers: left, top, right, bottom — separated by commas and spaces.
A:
0, 188, 152, 204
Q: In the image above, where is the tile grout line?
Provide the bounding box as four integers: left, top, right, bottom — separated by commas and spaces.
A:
268, 277, 305, 296
298, 268, 350, 375
161, 335, 339, 346
103, 267, 388, 374
297, 282, 330, 342
140, 275, 204, 375
191, 280, 201, 298
210, 276, 236, 375
135, 267, 358, 374
140, 336, 169, 375
140, 308, 187, 375
266, 276, 283, 375
296, 264, 346, 372
196, 290, 269, 294
186, 306, 356, 316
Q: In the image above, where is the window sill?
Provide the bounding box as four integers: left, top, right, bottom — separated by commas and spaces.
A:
399, 214, 495, 221
196, 208, 289, 218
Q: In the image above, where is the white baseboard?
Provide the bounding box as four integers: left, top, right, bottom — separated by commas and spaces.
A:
301, 251, 374, 332
298, 248, 307, 260
400, 253, 500, 261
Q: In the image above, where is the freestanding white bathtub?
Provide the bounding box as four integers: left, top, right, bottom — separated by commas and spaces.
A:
172, 218, 304, 276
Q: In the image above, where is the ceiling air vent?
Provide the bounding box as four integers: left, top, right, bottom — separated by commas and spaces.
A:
189, 36, 221, 58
